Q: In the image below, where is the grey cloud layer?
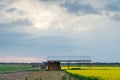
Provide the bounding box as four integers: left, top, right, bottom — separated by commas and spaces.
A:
105, 0, 120, 11
40, 0, 120, 20
61, 2, 98, 15
0, 19, 32, 33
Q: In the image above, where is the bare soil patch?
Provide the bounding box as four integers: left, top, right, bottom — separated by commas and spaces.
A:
0, 71, 75, 80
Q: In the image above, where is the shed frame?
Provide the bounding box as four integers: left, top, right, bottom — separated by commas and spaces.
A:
47, 56, 92, 70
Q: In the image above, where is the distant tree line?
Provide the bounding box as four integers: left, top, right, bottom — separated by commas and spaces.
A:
0, 62, 120, 66
60, 62, 120, 66
0, 62, 41, 66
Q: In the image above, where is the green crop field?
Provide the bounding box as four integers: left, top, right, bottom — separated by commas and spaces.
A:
65, 66, 120, 80
0, 64, 32, 73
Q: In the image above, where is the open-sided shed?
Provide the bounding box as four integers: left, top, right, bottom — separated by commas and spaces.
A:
47, 56, 92, 71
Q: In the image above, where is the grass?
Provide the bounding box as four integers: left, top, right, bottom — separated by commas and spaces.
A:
0, 64, 32, 73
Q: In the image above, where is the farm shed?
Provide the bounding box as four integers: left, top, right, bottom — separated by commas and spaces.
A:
47, 56, 92, 71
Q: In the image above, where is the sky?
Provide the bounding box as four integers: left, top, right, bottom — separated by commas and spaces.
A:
0, 0, 120, 63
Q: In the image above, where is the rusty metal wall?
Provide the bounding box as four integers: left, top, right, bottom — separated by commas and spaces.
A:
48, 61, 61, 71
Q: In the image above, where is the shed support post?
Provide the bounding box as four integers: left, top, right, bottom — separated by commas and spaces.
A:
68, 61, 70, 70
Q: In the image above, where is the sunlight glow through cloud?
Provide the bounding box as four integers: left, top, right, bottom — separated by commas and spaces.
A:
1, 0, 116, 35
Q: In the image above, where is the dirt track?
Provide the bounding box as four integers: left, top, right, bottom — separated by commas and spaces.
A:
0, 71, 75, 80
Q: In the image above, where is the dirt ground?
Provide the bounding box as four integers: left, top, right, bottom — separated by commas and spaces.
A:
0, 71, 76, 80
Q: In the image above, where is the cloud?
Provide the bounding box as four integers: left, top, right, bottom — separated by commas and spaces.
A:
105, 0, 120, 12
0, 56, 46, 63
0, 0, 108, 36
0, 0, 120, 41
0, 0, 120, 37
0, 19, 32, 34
61, 1, 98, 15
103, 0, 120, 21
105, 4, 120, 12
110, 13, 120, 21
0, 0, 120, 62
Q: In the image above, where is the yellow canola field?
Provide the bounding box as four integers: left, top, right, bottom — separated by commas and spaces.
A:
62, 66, 120, 70
66, 69, 120, 80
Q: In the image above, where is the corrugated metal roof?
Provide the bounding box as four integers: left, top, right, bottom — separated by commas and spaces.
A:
47, 56, 91, 62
